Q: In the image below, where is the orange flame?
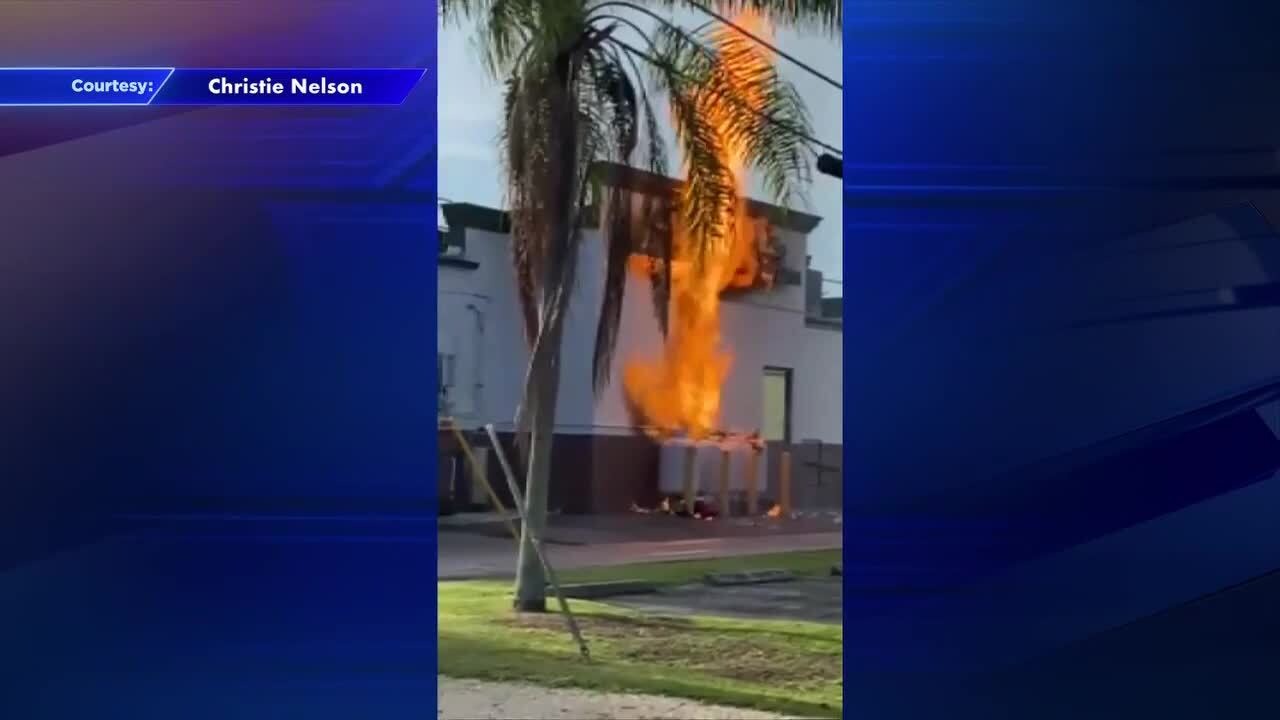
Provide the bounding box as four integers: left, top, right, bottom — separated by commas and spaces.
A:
623, 9, 776, 440
766, 503, 783, 519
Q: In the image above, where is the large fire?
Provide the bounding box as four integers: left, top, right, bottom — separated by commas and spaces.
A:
622, 9, 776, 440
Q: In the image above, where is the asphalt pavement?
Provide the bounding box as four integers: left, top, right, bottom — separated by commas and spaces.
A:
437, 525, 843, 580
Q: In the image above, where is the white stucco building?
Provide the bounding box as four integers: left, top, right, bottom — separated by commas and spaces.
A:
437, 163, 842, 512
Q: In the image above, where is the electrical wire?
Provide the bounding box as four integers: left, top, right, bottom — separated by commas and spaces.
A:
685, 1, 843, 91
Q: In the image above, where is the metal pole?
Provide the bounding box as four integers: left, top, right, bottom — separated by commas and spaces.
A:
483, 424, 591, 661
446, 420, 518, 543
780, 450, 793, 517
718, 449, 731, 517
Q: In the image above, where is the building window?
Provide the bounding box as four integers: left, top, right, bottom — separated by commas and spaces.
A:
762, 366, 792, 443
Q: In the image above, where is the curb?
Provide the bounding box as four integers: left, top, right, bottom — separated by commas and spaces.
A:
704, 569, 795, 586
551, 579, 659, 599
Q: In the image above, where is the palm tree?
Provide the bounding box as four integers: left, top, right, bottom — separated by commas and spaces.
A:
441, 0, 840, 611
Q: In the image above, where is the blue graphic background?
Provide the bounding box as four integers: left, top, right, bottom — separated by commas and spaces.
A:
155, 68, 427, 105
841, 2, 1280, 718
0, 67, 172, 104
0, 68, 426, 106
0, 2, 437, 718
5, 1, 1280, 717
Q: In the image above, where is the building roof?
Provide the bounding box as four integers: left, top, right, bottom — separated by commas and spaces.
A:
593, 162, 823, 234
441, 161, 823, 236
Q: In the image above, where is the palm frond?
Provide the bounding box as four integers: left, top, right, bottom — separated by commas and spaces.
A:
596, 40, 678, 344
650, 21, 813, 211
444, 0, 530, 76
591, 184, 633, 392
647, 0, 842, 36
580, 49, 640, 392
644, 30, 738, 261
613, 47, 675, 335
438, 0, 474, 22
702, 21, 814, 208
505, 24, 605, 448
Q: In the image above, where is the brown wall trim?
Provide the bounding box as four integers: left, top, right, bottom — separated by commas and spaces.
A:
440, 430, 843, 514
439, 430, 660, 514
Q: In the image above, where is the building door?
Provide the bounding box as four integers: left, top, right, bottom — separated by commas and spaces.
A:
762, 366, 792, 442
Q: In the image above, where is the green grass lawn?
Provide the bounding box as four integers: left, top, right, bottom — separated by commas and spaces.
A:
438, 550, 842, 718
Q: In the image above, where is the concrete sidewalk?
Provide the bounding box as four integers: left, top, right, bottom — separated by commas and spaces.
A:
440, 511, 843, 545
437, 529, 842, 579
438, 677, 793, 719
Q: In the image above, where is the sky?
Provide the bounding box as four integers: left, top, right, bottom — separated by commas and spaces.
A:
437, 10, 844, 293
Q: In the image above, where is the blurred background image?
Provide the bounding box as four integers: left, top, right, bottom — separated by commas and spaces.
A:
2, 3, 436, 717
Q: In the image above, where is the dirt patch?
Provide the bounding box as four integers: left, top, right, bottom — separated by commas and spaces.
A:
503, 611, 693, 639
502, 612, 840, 686
617, 632, 838, 686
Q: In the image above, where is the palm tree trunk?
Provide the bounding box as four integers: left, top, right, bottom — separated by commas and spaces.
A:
512, 57, 580, 613
511, 315, 565, 612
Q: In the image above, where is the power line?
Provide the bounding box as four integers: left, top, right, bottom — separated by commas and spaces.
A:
685, 2, 843, 91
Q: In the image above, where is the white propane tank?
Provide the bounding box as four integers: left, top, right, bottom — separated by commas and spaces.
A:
657, 438, 697, 496
658, 436, 768, 496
